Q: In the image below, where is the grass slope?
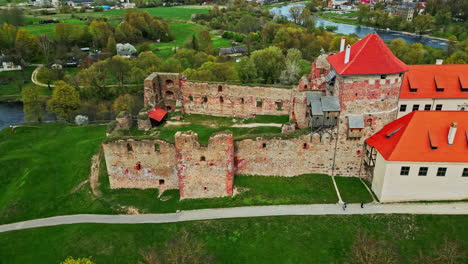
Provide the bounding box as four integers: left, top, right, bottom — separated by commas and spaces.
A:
0, 124, 110, 224
0, 215, 466, 263
98, 169, 339, 214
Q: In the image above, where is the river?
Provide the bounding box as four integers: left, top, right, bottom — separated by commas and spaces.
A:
270, 4, 448, 49
0, 102, 24, 130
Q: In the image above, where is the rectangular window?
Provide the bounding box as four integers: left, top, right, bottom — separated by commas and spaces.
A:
436, 167, 447, 176
418, 167, 428, 176
399, 104, 407, 112
435, 104, 443, 111
412, 104, 419, 111
256, 100, 263, 108
462, 168, 468, 177
400, 166, 410, 176
424, 104, 431, 110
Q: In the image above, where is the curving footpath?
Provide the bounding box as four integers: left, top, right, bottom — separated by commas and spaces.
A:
1, 203, 467, 233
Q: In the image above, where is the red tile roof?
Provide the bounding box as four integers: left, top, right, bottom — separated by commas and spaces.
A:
148, 107, 167, 122
365, 111, 468, 163
327, 33, 409, 75
400, 64, 468, 99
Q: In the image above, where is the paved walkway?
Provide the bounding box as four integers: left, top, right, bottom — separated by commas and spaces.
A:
1, 203, 467, 233
231, 123, 282, 128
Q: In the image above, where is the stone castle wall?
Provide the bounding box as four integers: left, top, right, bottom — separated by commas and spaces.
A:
102, 139, 178, 192
180, 81, 294, 118
175, 131, 234, 199
234, 133, 336, 176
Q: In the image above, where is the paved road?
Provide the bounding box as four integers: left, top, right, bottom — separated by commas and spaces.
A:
1, 203, 467, 233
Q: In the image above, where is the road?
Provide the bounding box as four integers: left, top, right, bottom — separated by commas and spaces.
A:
1, 202, 467, 233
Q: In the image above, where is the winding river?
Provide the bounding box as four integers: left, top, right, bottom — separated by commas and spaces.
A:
270, 4, 448, 49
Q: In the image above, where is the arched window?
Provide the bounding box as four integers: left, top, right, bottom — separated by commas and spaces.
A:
127, 143, 133, 152
200, 156, 206, 161
218, 85, 223, 92
165, 79, 174, 86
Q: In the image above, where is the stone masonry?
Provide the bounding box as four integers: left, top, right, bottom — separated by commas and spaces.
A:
175, 131, 234, 199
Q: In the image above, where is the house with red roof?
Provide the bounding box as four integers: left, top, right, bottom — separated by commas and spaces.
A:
364, 111, 468, 202
397, 64, 468, 118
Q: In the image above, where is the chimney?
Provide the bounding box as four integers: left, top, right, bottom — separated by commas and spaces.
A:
436, 59, 443, 65
344, 44, 351, 64
340, 37, 346, 52
448, 122, 458, 145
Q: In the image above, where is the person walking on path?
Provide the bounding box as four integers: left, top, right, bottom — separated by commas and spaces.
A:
342, 202, 347, 211
360, 202, 364, 208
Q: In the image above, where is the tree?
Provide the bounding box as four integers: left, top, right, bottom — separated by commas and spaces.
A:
15, 29, 39, 61
0, 23, 17, 53
418, 237, 466, 264
61, 257, 95, 264
445, 50, 468, 64
414, 14, 435, 34
403, 43, 425, 64
289, 6, 303, 24
279, 48, 302, 85
116, 43, 137, 56
21, 84, 42, 122
89, 20, 113, 48
357, 4, 370, 23
47, 81, 81, 121
198, 30, 214, 55
37, 34, 54, 65
113, 93, 137, 114
106, 56, 132, 88
55, 23, 72, 45
235, 57, 257, 84
251, 46, 285, 84
0, 7, 24, 26
106, 36, 117, 55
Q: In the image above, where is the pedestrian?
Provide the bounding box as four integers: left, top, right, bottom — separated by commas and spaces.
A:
360, 202, 364, 208
342, 202, 347, 211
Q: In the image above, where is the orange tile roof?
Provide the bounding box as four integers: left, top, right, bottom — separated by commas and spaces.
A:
327, 33, 409, 75
148, 107, 167, 122
365, 111, 468, 162
400, 64, 468, 99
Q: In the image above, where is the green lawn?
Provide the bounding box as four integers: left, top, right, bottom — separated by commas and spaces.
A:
0, 215, 466, 263
98, 170, 338, 214
334, 176, 373, 203
0, 67, 49, 101
0, 124, 110, 225
128, 114, 287, 144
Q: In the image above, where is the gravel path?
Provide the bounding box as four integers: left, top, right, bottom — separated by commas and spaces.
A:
1, 203, 467, 233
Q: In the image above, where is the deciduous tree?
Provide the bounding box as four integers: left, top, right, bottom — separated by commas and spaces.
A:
251, 46, 285, 84
47, 81, 81, 121
21, 84, 42, 122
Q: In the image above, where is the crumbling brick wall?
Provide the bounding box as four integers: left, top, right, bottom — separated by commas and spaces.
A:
144, 72, 183, 111
102, 139, 178, 192
180, 81, 293, 118
175, 131, 234, 199
234, 133, 336, 176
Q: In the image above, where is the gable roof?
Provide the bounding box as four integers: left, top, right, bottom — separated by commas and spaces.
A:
365, 111, 468, 163
400, 64, 468, 99
327, 33, 409, 76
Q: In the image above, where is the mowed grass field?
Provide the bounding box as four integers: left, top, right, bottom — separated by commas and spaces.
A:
23, 6, 210, 36
0, 123, 373, 225
0, 215, 466, 263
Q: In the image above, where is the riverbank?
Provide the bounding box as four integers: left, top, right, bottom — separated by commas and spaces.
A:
314, 11, 450, 42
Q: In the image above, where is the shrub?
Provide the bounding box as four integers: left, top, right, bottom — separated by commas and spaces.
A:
75, 115, 89, 126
